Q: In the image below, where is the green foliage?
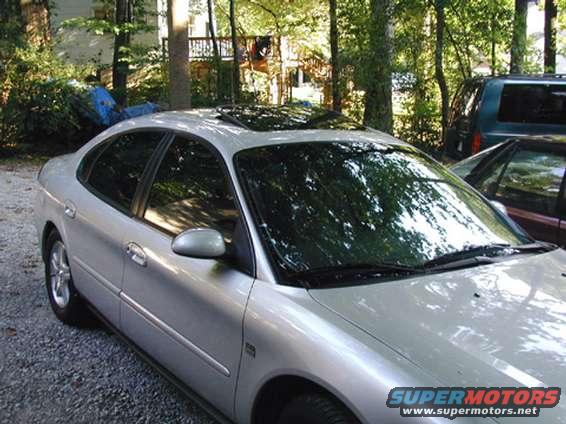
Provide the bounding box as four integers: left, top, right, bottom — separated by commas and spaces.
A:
215, 0, 329, 54
559, 0, 566, 56
128, 57, 256, 107
0, 0, 24, 52
62, 16, 154, 36
0, 46, 93, 152
61, 0, 155, 36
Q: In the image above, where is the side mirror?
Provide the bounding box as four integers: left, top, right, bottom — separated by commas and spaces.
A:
172, 228, 226, 259
490, 200, 508, 216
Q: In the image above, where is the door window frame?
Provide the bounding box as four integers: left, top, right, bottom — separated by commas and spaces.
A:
132, 130, 256, 276
459, 139, 516, 185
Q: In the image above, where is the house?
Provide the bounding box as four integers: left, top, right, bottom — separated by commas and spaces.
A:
50, 0, 211, 66
49, 1, 330, 105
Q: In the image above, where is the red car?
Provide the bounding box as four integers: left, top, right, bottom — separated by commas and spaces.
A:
451, 136, 566, 246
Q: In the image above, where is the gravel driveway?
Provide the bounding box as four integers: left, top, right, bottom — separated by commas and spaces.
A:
0, 161, 217, 424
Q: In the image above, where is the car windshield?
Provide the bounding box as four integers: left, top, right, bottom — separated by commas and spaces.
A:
235, 142, 530, 286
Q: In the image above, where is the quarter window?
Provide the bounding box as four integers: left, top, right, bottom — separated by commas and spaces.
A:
144, 136, 238, 240
80, 131, 164, 212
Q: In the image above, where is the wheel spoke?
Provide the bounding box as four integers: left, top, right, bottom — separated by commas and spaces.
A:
58, 245, 66, 268
49, 241, 72, 308
50, 256, 59, 273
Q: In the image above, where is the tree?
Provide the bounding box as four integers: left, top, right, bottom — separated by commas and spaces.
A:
113, 0, 132, 106
363, 0, 393, 133
510, 0, 528, 73
329, 0, 341, 111
544, 0, 557, 73
207, 0, 222, 100
18, 0, 51, 47
167, 0, 191, 109
434, 0, 449, 142
61, 0, 155, 105
229, 0, 240, 103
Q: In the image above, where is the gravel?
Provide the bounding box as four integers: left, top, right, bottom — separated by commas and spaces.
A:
0, 161, 218, 424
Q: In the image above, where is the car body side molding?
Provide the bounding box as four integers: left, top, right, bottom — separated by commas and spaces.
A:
120, 292, 231, 378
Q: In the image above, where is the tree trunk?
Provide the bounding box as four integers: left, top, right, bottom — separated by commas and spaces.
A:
544, 0, 557, 73
19, 0, 51, 47
329, 0, 341, 112
207, 0, 221, 98
229, 0, 240, 104
113, 0, 131, 107
510, 0, 528, 74
434, 0, 449, 143
167, 0, 191, 109
490, 10, 496, 76
363, 0, 393, 133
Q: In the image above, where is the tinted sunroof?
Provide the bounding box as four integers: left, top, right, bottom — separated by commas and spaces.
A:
216, 105, 366, 132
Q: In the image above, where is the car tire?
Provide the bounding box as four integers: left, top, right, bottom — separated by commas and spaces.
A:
276, 393, 359, 424
45, 229, 92, 327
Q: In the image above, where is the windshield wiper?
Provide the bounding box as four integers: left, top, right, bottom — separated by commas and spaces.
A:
287, 262, 424, 287
423, 242, 556, 268
425, 256, 496, 272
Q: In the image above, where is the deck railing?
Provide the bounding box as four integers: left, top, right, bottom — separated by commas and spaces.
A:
162, 36, 273, 61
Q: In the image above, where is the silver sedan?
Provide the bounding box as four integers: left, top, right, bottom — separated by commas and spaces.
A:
34, 106, 566, 423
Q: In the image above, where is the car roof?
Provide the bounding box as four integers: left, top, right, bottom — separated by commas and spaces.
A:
510, 134, 566, 144
215, 104, 367, 131
99, 107, 407, 159
466, 74, 566, 85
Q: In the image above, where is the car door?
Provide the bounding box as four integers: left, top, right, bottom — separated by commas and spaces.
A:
474, 142, 566, 244
65, 130, 166, 325
119, 134, 255, 419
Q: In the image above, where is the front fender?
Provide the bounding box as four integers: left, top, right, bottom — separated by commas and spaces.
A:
235, 281, 445, 424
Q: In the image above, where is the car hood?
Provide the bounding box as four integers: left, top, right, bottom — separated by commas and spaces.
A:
310, 250, 566, 421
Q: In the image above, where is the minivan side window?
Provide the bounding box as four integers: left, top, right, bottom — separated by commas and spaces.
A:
144, 136, 239, 240
497, 84, 566, 125
448, 82, 482, 125
80, 131, 164, 212
493, 148, 566, 217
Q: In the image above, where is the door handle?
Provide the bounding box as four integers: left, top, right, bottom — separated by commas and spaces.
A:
126, 242, 147, 267
64, 201, 76, 219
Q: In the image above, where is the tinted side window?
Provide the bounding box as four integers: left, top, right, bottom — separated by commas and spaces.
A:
77, 141, 107, 183
144, 136, 238, 240
494, 148, 566, 217
498, 84, 566, 125
84, 132, 164, 212
449, 82, 482, 125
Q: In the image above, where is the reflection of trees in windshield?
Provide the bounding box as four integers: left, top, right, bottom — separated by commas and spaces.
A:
236, 142, 524, 275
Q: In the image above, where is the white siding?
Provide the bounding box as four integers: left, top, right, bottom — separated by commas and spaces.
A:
52, 0, 212, 65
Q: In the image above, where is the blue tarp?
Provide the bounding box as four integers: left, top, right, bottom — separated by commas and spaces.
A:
89, 86, 118, 126
119, 102, 160, 121
88, 86, 160, 127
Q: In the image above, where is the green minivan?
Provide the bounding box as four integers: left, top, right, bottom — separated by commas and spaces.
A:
444, 75, 566, 159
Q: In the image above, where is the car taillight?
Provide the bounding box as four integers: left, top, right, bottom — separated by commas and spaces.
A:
471, 132, 482, 154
